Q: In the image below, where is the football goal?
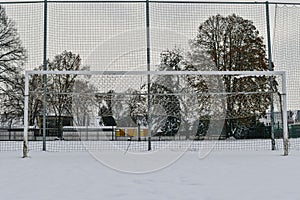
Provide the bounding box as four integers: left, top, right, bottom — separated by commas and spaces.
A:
23, 70, 288, 157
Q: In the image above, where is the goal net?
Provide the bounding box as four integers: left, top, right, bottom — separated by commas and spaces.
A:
23, 70, 288, 156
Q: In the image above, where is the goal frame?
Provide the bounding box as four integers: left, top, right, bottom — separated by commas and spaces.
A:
23, 70, 289, 157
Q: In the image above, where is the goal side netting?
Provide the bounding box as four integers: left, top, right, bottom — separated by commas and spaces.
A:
23, 70, 289, 156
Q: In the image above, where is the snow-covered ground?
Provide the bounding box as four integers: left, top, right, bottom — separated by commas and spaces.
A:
1, 150, 300, 200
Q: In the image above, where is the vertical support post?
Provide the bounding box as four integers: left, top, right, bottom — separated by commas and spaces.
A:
281, 72, 289, 156
23, 72, 29, 158
266, 1, 276, 150
146, 0, 151, 151
42, 0, 48, 151
138, 122, 141, 141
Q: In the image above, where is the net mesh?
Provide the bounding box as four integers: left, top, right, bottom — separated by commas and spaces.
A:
23, 71, 286, 152
47, 2, 146, 71
0, 1, 298, 153
273, 4, 300, 150
0, 2, 43, 151
273, 5, 300, 110
149, 2, 267, 68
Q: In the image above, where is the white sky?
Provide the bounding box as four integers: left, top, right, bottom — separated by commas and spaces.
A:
2, 0, 300, 109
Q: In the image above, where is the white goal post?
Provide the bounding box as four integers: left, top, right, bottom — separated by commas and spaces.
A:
23, 70, 289, 157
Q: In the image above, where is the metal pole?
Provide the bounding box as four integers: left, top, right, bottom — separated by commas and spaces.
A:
23, 72, 29, 158
138, 122, 141, 141
281, 72, 289, 156
42, 0, 48, 151
146, 0, 151, 151
266, 1, 276, 150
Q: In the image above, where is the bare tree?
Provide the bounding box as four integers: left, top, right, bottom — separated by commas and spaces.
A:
48, 51, 81, 113
28, 74, 43, 126
43, 51, 82, 138
0, 5, 27, 126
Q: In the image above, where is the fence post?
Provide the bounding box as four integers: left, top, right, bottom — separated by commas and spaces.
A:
42, 0, 48, 151
146, 0, 151, 151
265, 1, 276, 150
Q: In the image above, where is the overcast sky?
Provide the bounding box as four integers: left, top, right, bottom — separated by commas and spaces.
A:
3, 0, 287, 69
2, 0, 300, 110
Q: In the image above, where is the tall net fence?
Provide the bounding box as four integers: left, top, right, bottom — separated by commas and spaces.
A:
0, 0, 298, 153
0, 2, 43, 151
149, 2, 267, 67
273, 4, 300, 150
47, 2, 147, 71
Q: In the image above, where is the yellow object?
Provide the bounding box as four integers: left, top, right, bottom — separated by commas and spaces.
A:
127, 129, 137, 137
127, 128, 148, 137
116, 128, 148, 137
115, 129, 125, 137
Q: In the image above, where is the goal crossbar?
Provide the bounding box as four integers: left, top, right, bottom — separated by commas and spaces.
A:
25, 70, 286, 76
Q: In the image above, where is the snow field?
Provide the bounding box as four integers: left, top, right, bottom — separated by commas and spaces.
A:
1, 150, 300, 200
